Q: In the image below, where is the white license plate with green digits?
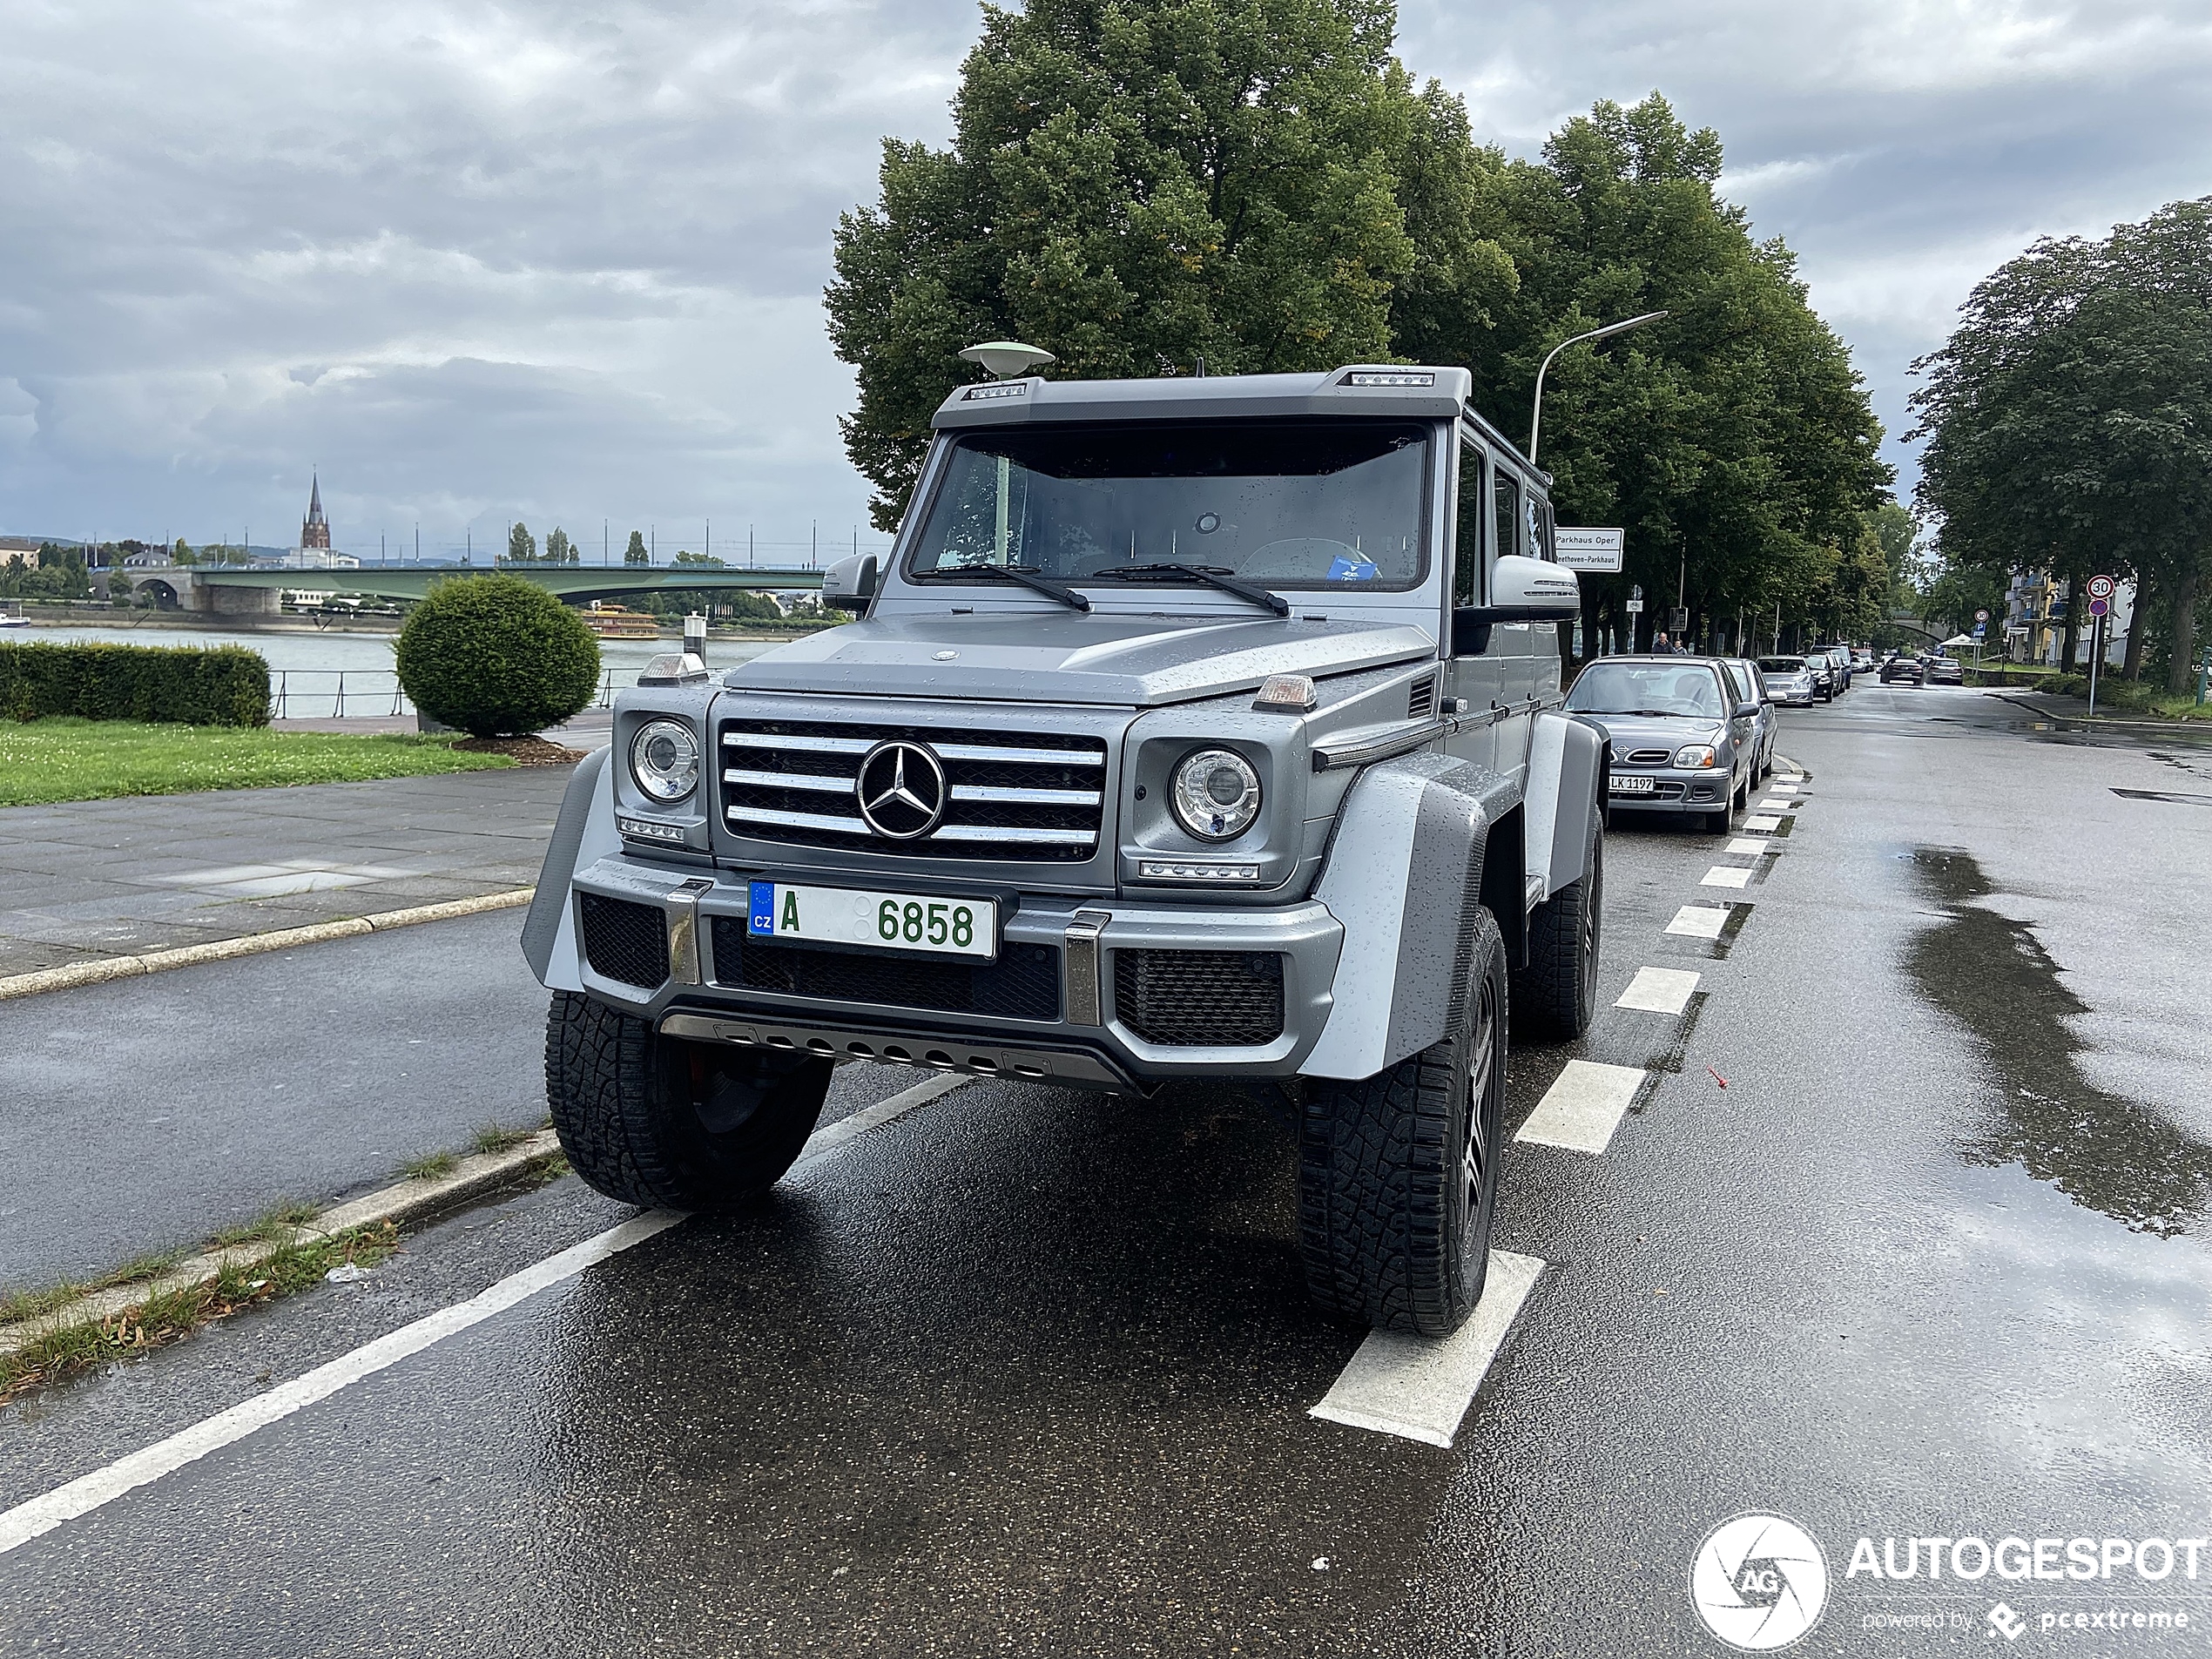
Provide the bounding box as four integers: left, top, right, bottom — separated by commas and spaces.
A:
746, 880, 997, 960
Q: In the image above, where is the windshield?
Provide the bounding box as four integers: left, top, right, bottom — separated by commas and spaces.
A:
1758, 658, 1804, 673
1565, 662, 1725, 718
907, 421, 1431, 591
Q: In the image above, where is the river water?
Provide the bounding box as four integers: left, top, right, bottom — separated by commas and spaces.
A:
15, 622, 779, 719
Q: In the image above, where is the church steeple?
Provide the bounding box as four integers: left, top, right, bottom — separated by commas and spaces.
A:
301, 473, 330, 550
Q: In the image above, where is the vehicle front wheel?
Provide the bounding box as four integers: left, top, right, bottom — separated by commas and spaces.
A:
545, 990, 831, 1211
1513, 806, 1603, 1041
1298, 908, 1508, 1337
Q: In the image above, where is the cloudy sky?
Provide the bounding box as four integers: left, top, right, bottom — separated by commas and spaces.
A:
3, 0, 2208, 559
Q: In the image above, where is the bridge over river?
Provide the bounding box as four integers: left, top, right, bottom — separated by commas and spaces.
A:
120, 563, 825, 617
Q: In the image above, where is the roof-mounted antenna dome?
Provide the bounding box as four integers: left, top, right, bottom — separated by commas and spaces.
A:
958, 341, 1056, 379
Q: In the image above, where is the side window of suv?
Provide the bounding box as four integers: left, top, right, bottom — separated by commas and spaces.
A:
1494, 469, 1521, 563
1454, 438, 1487, 608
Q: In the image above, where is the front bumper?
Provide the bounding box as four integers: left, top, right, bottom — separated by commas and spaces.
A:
1606, 768, 1733, 814
565, 854, 1345, 1089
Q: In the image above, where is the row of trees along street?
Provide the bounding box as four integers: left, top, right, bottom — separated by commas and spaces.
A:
826, 0, 1898, 654
1912, 198, 2212, 691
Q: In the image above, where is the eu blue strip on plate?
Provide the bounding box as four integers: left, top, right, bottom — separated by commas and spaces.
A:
748, 880, 775, 935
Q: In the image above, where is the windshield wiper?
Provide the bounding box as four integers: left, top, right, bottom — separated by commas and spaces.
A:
941, 562, 1089, 613
1095, 563, 1291, 617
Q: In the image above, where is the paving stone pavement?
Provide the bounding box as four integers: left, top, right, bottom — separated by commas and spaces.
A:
0, 767, 581, 978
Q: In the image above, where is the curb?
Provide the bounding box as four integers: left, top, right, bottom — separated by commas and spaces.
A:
0, 887, 536, 1003
1985, 690, 2212, 732
0, 1129, 564, 1359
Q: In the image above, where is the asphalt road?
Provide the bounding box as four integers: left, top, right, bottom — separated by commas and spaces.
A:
3, 683, 2209, 1656
0, 912, 914, 1290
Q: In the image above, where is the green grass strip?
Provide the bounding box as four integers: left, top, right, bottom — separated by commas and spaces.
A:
0, 717, 514, 806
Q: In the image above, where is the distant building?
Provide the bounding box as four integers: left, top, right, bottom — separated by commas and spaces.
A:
301, 475, 330, 551
286, 475, 358, 568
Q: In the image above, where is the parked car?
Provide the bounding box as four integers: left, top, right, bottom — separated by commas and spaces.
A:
529, 357, 1609, 1341
1758, 656, 1817, 707
1724, 658, 1777, 779
1926, 655, 1965, 685
1565, 655, 1758, 834
1799, 654, 1837, 701
1851, 648, 1877, 673
1822, 646, 1853, 692
1880, 653, 1925, 685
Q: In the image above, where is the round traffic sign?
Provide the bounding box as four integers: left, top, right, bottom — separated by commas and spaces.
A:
2087, 574, 2116, 601
2089, 597, 2111, 618
1974, 609, 1990, 622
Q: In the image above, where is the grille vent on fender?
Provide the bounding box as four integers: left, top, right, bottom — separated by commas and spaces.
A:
1114, 950, 1285, 1046
1407, 673, 1438, 719
579, 894, 668, 989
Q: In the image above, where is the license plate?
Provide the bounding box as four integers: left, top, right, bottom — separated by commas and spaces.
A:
747, 880, 996, 960
1611, 776, 1656, 794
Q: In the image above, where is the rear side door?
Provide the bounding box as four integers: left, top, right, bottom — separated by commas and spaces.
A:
1486, 462, 1541, 790
1445, 435, 1501, 775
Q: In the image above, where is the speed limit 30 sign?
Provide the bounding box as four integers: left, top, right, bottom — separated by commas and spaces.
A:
2087, 574, 2116, 602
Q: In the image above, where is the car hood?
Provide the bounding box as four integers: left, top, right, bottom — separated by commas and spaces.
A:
720, 611, 1438, 706
1571, 712, 1724, 751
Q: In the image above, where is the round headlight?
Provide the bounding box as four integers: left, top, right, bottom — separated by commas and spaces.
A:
1170, 748, 1262, 841
630, 718, 699, 803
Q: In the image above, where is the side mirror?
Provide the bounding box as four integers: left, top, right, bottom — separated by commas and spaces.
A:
1465, 554, 1582, 624
821, 552, 878, 613
1736, 701, 1760, 719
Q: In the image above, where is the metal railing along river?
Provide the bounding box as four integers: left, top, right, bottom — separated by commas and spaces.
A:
267, 669, 622, 721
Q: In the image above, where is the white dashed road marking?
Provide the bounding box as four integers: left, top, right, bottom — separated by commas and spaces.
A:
1726, 838, 1777, 855
1616, 967, 1701, 1015
1514, 1060, 1646, 1154
1757, 798, 1795, 813
1742, 815, 1782, 832
1700, 866, 1752, 890
1666, 905, 1731, 940
1311, 1251, 1546, 1447
0, 1072, 974, 1558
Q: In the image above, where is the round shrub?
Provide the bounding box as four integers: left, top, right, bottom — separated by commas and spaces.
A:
395, 575, 601, 738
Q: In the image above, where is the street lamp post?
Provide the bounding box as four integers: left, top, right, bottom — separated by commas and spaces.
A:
1527, 311, 1667, 468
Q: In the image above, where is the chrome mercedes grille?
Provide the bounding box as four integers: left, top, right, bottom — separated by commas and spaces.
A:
718, 718, 1108, 861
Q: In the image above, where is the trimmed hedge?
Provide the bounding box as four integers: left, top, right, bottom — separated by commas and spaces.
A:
0, 641, 270, 726
395, 574, 601, 738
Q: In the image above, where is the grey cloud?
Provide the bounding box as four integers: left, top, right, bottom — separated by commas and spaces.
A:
2, 0, 2205, 550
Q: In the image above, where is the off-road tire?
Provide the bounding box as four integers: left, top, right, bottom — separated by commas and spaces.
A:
1298, 907, 1509, 1337
546, 990, 831, 1211
1513, 806, 1603, 1041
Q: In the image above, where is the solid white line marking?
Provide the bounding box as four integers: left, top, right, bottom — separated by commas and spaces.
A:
0, 1210, 685, 1558
1666, 904, 1731, 939
1742, 814, 1782, 833
794, 1073, 970, 1167
1726, 838, 1777, 855
1514, 1060, 1646, 1154
0, 1068, 974, 1560
1310, 1251, 1544, 1447
1701, 865, 1752, 890
1616, 966, 1700, 1015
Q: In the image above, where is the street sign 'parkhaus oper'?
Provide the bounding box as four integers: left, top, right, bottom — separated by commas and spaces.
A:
1554, 528, 1624, 573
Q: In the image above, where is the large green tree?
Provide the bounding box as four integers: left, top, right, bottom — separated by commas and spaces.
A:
1912, 199, 2212, 688
829, 0, 1452, 527
830, 10, 1889, 645
1395, 95, 1890, 651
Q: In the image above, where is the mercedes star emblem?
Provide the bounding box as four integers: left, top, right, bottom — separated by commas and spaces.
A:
854, 740, 948, 839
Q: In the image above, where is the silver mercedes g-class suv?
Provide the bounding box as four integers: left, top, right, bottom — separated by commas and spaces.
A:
523, 361, 1608, 1337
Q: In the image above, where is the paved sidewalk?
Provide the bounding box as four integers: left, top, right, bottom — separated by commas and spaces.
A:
0, 767, 577, 978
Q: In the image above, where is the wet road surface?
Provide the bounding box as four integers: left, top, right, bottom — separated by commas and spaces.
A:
3, 684, 2209, 1655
